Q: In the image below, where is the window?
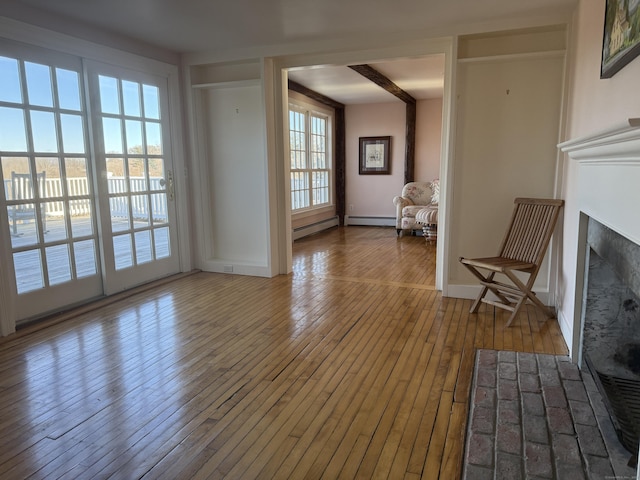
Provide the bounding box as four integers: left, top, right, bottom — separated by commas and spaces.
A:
289, 102, 332, 212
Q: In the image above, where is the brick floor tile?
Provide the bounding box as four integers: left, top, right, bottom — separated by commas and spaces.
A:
517, 352, 538, 373
524, 414, 549, 444
463, 464, 494, 480
499, 362, 517, 380
522, 392, 545, 416
585, 454, 615, 478
585, 387, 609, 418
525, 442, 553, 478
472, 406, 496, 434
497, 399, 520, 424
542, 385, 568, 408
497, 422, 522, 455
551, 433, 582, 465
499, 350, 516, 363
569, 399, 597, 426
496, 452, 524, 480
474, 386, 496, 409
478, 349, 497, 368
498, 378, 518, 401
519, 372, 541, 393
546, 406, 575, 435
557, 360, 582, 381
575, 424, 608, 456
563, 379, 589, 402
536, 354, 557, 370
556, 463, 587, 480
467, 432, 494, 467
539, 368, 561, 387
476, 367, 497, 388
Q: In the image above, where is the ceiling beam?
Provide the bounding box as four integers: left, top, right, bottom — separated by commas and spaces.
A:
288, 80, 345, 109
348, 64, 416, 105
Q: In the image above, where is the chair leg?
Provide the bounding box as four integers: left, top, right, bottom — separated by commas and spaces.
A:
470, 285, 488, 313
504, 294, 528, 328
464, 268, 511, 313
503, 271, 555, 327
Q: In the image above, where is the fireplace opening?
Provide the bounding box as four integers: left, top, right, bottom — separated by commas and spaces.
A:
581, 218, 640, 460
614, 341, 640, 376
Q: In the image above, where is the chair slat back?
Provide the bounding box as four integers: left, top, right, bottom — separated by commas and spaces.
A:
499, 198, 564, 265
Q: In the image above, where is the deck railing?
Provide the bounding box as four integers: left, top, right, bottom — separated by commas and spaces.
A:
3, 177, 167, 220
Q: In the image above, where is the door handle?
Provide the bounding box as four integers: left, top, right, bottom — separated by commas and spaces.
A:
160, 170, 174, 201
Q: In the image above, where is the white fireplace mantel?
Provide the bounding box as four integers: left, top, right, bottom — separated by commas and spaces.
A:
559, 118, 640, 250
559, 118, 640, 163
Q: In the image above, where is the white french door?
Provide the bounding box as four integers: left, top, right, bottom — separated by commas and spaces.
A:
0, 41, 180, 323
0, 43, 102, 320
86, 62, 179, 295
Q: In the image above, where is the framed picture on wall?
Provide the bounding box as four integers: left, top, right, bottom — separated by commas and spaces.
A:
601, 0, 640, 78
359, 136, 391, 174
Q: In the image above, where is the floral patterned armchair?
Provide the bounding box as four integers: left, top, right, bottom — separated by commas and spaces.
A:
392, 180, 439, 236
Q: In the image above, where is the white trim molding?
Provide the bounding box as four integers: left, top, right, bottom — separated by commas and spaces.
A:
559, 118, 640, 164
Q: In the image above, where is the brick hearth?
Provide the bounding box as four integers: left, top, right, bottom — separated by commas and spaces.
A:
463, 349, 636, 479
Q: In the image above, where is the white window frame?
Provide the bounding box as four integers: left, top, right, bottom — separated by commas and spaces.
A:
288, 99, 333, 214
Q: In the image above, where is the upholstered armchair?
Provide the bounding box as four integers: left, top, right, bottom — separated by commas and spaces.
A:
393, 180, 439, 236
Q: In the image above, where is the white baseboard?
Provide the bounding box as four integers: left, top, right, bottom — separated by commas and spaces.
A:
199, 259, 273, 277
345, 216, 395, 227
446, 284, 551, 305
293, 216, 339, 240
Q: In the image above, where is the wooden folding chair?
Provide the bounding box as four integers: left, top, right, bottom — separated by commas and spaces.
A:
459, 197, 564, 327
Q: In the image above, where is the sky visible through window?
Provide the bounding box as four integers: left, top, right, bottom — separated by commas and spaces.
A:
0, 57, 162, 161
0, 56, 84, 156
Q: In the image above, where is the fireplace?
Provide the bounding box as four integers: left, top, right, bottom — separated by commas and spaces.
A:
581, 218, 640, 456
559, 118, 640, 470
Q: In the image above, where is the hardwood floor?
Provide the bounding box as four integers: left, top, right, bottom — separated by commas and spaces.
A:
0, 226, 568, 479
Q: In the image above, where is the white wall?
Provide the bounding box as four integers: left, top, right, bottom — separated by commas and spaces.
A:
449, 54, 565, 297
198, 83, 270, 273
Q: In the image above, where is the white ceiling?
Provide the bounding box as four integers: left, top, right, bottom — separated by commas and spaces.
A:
2, 0, 576, 105
5, 0, 576, 54
288, 55, 446, 104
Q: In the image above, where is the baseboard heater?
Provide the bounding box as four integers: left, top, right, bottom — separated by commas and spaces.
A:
345, 216, 395, 227
293, 216, 339, 240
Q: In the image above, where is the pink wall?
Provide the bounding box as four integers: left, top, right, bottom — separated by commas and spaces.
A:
346, 99, 442, 219
565, 0, 640, 139
416, 98, 443, 183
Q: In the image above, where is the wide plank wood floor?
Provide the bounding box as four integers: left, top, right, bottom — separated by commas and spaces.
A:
0, 226, 568, 479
